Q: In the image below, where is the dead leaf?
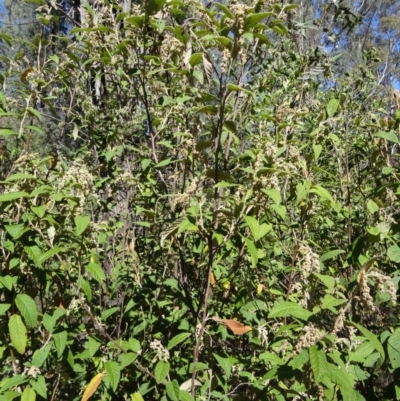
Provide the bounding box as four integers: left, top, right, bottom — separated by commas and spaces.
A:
81, 372, 105, 401
202, 53, 213, 84
212, 317, 252, 335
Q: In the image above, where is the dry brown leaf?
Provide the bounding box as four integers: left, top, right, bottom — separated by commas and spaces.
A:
212, 317, 252, 335
202, 54, 213, 84
81, 372, 105, 401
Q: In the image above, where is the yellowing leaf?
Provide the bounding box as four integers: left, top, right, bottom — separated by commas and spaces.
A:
257, 283, 263, 294
81, 372, 104, 401
209, 271, 216, 286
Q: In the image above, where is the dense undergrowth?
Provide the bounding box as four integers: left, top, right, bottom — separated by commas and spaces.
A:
1, 1, 400, 400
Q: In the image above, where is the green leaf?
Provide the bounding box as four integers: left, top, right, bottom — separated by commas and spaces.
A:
155, 360, 169, 384
388, 245, 400, 263
15, 294, 38, 328
0, 375, 28, 391
31, 376, 47, 399
259, 352, 284, 365
86, 262, 106, 284
268, 301, 312, 321
0, 275, 15, 291
347, 322, 385, 359
166, 380, 180, 401
367, 200, 379, 214
179, 390, 195, 401
313, 144, 322, 160
131, 393, 145, 401
373, 131, 399, 143
5, 223, 25, 239
243, 237, 258, 267
32, 343, 52, 368
88, 337, 101, 357
213, 354, 232, 378
39, 247, 64, 265
313, 273, 335, 293
0, 191, 29, 202
105, 361, 121, 392
24, 246, 43, 267
79, 277, 92, 301
74, 215, 90, 236
101, 307, 120, 321
154, 158, 172, 168
310, 185, 334, 204
326, 98, 339, 117
127, 338, 141, 353
263, 188, 281, 204
21, 387, 36, 401
0, 128, 17, 136
8, 314, 27, 354
321, 295, 346, 311
167, 333, 191, 350
320, 249, 345, 262
244, 216, 259, 240
119, 352, 137, 368
296, 180, 311, 204
244, 12, 274, 30
216, 2, 234, 18
53, 331, 68, 358
0, 303, 11, 315
309, 346, 328, 383
388, 329, 400, 369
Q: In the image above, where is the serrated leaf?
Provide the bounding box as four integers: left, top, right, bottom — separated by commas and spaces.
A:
268, 301, 312, 321
213, 354, 232, 378
263, 188, 281, 204
24, 246, 43, 267
74, 215, 90, 236
21, 388, 36, 401
15, 294, 38, 328
160, 215, 187, 246
1, 375, 28, 391
321, 295, 346, 311
388, 245, 400, 263
313, 273, 335, 293
326, 98, 339, 117
5, 223, 25, 239
167, 333, 191, 350
31, 376, 47, 399
347, 322, 385, 359
309, 346, 328, 383
53, 331, 68, 358
155, 360, 169, 384
105, 361, 120, 392
81, 372, 105, 401
374, 130, 398, 143
128, 337, 141, 353
86, 262, 106, 284
32, 343, 52, 368
0, 191, 29, 201
166, 380, 180, 401
9, 314, 27, 354
243, 237, 258, 267
244, 216, 259, 240
189, 53, 202, 67
388, 330, 400, 369
296, 180, 311, 204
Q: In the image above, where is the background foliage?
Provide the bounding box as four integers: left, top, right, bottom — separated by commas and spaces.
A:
1, 0, 400, 400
